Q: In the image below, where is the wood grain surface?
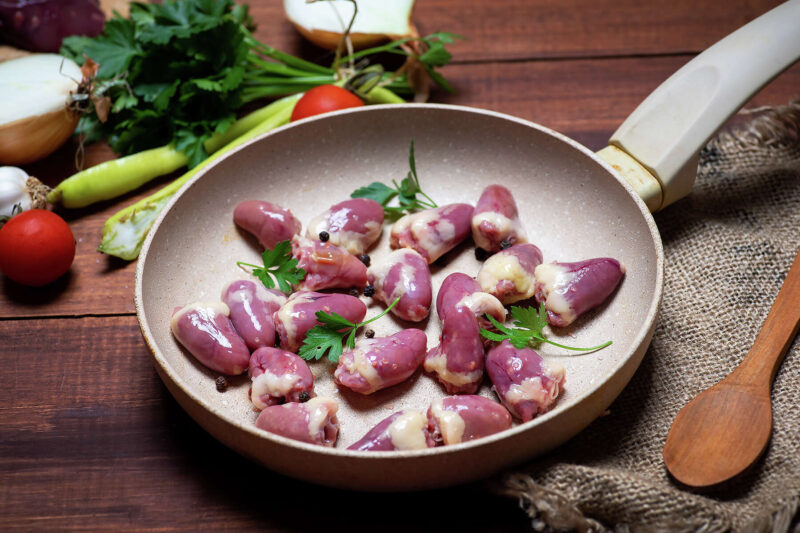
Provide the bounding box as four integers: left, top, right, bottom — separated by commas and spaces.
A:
1, 0, 798, 530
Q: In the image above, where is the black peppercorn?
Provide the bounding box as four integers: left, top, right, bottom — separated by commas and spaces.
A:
318, 231, 330, 242
363, 284, 375, 297
365, 329, 375, 338
358, 254, 371, 266
298, 391, 310, 402
475, 247, 489, 261
500, 239, 513, 250
215, 376, 228, 392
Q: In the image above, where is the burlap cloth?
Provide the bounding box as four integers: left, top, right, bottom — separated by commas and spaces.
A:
499, 100, 800, 532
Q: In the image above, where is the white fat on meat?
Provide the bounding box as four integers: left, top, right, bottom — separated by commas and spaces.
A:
388, 411, 429, 450
250, 371, 302, 410
534, 263, 576, 324
478, 253, 535, 303
423, 351, 483, 387
456, 291, 506, 322
504, 361, 565, 406
307, 212, 382, 255
276, 293, 314, 346
429, 398, 466, 445
342, 339, 383, 393
393, 209, 456, 260
471, 211, 526, 249
171, 302, 233, 348
305, 397, 339, 439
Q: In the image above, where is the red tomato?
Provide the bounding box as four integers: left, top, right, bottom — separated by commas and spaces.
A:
291, 85, 364, 121
0, 209, 76, 286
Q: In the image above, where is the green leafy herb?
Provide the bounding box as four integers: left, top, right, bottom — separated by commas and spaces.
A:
236, 240, 305, 293
480, 303, 612, 352
299, 296, 401, 362
351, 140, 438, 218
60, 0, 460, 168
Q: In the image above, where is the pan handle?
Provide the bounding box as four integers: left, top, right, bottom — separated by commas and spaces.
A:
597, 0, 800, 212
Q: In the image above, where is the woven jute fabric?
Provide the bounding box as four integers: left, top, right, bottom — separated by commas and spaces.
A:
501, 101, 800, 532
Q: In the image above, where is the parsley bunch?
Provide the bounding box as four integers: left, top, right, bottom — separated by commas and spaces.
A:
480, 304, 613, 352
299, 296, 401, 363
236, 240, 305, 293
60, 0, 460, 168
351, 140, 438, 218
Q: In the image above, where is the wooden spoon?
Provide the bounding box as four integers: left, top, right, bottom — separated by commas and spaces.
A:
663, 249, 800, 488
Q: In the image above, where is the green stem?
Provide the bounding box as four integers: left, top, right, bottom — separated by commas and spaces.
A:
539, 338, 613, 352
247, 37, 333, 74
359, 295, 402, 327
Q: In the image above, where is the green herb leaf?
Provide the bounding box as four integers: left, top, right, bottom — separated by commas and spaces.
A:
298, 296, 402, 363
236, 240, 305, 293
480, 303, 613, 352
350, 140, 438, 217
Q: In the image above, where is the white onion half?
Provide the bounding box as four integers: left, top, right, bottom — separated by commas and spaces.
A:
283, 0, 415, 50
0, 54, 82, 165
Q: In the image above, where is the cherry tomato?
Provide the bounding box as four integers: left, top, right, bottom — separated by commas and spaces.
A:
291, 85, 364, 121
0, 209, 76, 286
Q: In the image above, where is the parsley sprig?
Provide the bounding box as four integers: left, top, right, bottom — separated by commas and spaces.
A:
351, 140, 438, 218
236, 240, 305, 293
299, 296, 401, 363
480, 303, 612, 352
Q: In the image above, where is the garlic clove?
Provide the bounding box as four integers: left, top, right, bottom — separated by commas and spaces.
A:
0, 166, 32, 218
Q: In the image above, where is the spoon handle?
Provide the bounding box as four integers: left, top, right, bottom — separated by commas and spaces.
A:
734, 249, 800, 385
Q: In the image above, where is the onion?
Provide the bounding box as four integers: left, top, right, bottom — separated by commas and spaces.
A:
0, 54, 82, 165
283, 0, 415, 51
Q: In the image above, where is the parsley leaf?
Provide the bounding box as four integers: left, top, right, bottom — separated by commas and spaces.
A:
351, 140, 438, 218
299, 296, 401, 363
236, 240, 305, 294
480, 303, 612, 352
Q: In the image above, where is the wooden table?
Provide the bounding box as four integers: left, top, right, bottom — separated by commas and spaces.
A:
2, 1, 798, 530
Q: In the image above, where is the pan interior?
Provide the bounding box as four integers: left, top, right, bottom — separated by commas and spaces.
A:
138, 105, 660, 451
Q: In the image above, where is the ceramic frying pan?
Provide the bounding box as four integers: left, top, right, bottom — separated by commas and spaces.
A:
135, 1, 800, 490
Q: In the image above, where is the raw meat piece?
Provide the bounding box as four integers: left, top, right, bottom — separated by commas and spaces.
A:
249, 347, 315, 410
367, 248, 432, 322
471, 184, 528, 252
478, 243, 543, 304
485, 340, 565, 421
233, 200, 301, 250
427, 395, 512, 445
424, 306, 485, 395
534, 258, 625, 327
274, 291, 366, 353
170, 302, 249, 375
255, 396, 339, 447
306, 198, 384, 255
334, 329, 427, 394
291, 235, 367, 291
437, 272, 506, 328
221, 279, 286, 351
390, 203, 474, 263
347, 410, 434, 451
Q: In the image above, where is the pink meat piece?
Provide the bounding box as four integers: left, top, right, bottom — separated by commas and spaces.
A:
291, 235, 367, 291
170, 302, 250, 375
471, 184, 528, 252
367, 248, 432, 322
347, 410, 435, 451
233, 200, 302, 250
424, 306, 485, 394
534, 258, 625, 327
485, 340, 565, 422
221, 279, 287, 351
334, 329, 427, 394
273, 291, 367, 353
427, 395, 513, 445
255, 397, 339, 447
437, 272, 506, 330
306, 198, 384, 255
390, 203, 474, 263
477, 243, 543, 304
249, 347, 315, 410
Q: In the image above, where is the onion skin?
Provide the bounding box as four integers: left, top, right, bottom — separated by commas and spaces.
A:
0, 107, 78, 165
291, 25, 392, 51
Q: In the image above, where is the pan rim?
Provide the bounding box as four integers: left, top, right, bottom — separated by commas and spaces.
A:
135, 103, 665, 460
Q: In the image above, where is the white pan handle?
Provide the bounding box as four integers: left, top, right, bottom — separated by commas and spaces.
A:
597, 0, 800, 212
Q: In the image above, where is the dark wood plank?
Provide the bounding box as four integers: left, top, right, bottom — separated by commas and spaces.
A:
0, 316, 529, 532
2, 56, 798, 318
247, 0, 784, 62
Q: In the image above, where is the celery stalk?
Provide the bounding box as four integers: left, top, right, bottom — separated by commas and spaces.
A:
98, 94, 301, 260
